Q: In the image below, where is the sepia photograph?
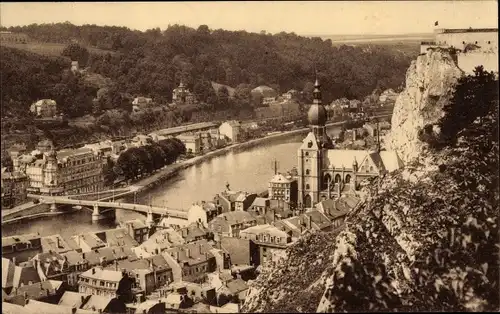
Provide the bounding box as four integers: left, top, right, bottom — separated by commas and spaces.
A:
0, 1, 498, 313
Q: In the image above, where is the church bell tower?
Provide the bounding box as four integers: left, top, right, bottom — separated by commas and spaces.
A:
297, 76, 332, 209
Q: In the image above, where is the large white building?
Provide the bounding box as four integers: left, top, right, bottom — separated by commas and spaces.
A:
219, 121, 241, 143
296, 79, 404, 208
420, 28, 498, 74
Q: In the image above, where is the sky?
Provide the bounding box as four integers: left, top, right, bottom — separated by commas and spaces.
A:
0, 1, 498, 36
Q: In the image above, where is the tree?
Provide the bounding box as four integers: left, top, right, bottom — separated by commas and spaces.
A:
61, 43, 90, 66
217, 86, 230, 109
234, 83, 252, 109
103, 158, 117, 186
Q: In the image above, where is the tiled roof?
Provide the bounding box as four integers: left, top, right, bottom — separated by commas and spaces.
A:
3, 301, 32, 314
439, 28, 498, 33
80, 267, 123, 282
251, 197, 268, 208
326, 149, 372, 169
120, 219, 147, 230
220, 237, 251, 266
164, 292, 183, 305
165, 240, 214, 266
225, 278, 248, 295
2, 258, 15, 288
95, 228, 139, 247
209, 211, 256, 233
71, 233, 106, 251
24, 300, 79, 314
139, 229, 185, 253
2, 233, 41, 247
304, 210, 332, 230
269, 173, 293, 184
58, 291, 90, 308
57, 147, 94, 160
240, 224, 287, 239
12, 264, 40, 289
41, 234, 79, 254
9, 280, 63, 300
156, 122, 219, 137
81, 295, 113, 311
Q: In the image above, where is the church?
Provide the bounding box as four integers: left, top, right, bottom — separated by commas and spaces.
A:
297, 79, 404, 208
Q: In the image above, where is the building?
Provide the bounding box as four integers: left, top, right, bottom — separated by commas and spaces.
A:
5, 280, 66, 306
172, 81, 196, 105
2, 233, 42, 263
315, 195, 361, 228
213, 190, 255, 212
250, 86, 278, 105
208, 212, 258, 241
2, 257, 41, 294
40, 234, 81, 255
239, 224, 292, 267
420, 28, 498, 74
133, 228, 185, 258
378, 89, 399, 105
297, 78, 403, 208
25, 147, 104, 195
132, 97, 154, 107
78, 266, 132, 300
104, 256, 173, 296
164, 240, 217, 283
282, 89, 299, 100
29, 99, 57, 118
130, 134, 154, 148
155, 122, 219, 138
1, 170, 29, 208
94, 228, 139, 248
176, 133, 202, 154
83, 141, 114, 158
71, 233, 107, 253
268, 173, 298, 204
248, 197, 270, 216
218, 237, 259, 268
120, 219, 151, 244
219, 121, 241, 143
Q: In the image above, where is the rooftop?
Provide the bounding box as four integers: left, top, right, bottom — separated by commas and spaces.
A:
2, 233, 41, 247
57, 147, 94, 160
95, 228, 139, 247
80, 267, 123, 282
269, 173, 294, 184
58, 291, 90, 308
165, 240, 214, 266
139, 228, 185, 253
156, 122, 219, 137
240, 224, 287, 239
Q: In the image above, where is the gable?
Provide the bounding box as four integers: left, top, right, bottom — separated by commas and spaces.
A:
299, 132, 320, 151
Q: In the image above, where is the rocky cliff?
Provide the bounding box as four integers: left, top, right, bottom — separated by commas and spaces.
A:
387, 49, 463, 164
242, 49, 499, 312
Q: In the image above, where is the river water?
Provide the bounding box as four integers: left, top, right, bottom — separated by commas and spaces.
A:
3, 128, 341, 238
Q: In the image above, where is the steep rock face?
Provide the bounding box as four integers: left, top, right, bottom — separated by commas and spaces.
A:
387, 49, 463, 164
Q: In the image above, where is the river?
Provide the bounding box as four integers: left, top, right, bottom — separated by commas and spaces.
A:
3, 128, 341, 238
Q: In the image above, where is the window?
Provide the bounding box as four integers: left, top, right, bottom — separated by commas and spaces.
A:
488, 41, 491, 44
305, 152, 309, 156
305, 184, 310, 190
306, 169, 310, 175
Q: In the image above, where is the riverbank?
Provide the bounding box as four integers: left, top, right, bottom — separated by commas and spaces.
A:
126, 119, 352, 201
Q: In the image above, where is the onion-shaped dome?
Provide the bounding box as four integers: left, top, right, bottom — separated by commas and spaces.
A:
308, 104, 327, 126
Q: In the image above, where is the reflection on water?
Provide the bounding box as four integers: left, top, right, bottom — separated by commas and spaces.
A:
2, 127, 340, 238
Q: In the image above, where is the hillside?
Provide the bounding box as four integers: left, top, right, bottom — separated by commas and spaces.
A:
242, 50, 499, 312
2, 23, 416, 107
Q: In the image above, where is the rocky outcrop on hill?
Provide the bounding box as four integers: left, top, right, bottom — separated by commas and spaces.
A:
242, 50, 499, 313
387, 49, 463, 164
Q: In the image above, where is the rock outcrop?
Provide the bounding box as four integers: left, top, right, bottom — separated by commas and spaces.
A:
387, 49, 463, 164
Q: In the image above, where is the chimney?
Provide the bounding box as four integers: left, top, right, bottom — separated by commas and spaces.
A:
199, 243, 203, 255
82, 253, 86, 260
307, 215, 312, 229
92, 268, 96, 275
81, 295, 85, 304
98, 310, 102, 314
24, 291, 28, 300
57, 237, 61, 248
12, 257, 16, 266
185, 248, 191, 258
72, 307, 77, 314
114, 260, 118, 271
